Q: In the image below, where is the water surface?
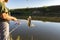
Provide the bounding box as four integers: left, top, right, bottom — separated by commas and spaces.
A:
9, 19, 60, 40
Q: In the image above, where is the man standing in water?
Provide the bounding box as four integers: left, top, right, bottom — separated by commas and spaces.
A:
0, 0, 18, 40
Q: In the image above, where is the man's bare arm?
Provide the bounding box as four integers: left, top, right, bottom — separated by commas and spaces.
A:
0, 13, 17, 21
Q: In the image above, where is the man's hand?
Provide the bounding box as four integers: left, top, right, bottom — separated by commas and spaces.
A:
11, 17, 17, 21
11, 17, 20, 25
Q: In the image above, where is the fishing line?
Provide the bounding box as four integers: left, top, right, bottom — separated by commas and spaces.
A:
9, 19, 20, 34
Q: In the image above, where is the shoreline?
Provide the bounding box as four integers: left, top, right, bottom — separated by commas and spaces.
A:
14, 16, 60, 22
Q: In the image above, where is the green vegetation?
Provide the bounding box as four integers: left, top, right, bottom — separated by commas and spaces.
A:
10, 35, 21, 40
9, 5, 60, 22
16, 36, 21, 40
10, 35, 13, 40
14, 16, 60, 22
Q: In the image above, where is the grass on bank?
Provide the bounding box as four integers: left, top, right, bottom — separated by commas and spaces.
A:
14, 16, 60, 22
10, 35, 21, 40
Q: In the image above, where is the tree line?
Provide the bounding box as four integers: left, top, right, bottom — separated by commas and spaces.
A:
10, 5, 60, 17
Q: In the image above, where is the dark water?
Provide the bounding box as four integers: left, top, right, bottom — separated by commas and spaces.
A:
9, 19, 60, 40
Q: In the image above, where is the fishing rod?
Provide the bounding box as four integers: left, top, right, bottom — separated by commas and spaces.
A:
9, 18, 36, 40
9, 17, 31, 34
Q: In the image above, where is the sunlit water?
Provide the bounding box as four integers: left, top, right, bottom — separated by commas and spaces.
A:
9, 19, 60, 40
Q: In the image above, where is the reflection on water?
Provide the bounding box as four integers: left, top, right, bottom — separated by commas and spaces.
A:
9, 19, 60, 40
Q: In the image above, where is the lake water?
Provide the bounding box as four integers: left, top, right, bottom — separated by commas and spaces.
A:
9, 19, 60, 40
